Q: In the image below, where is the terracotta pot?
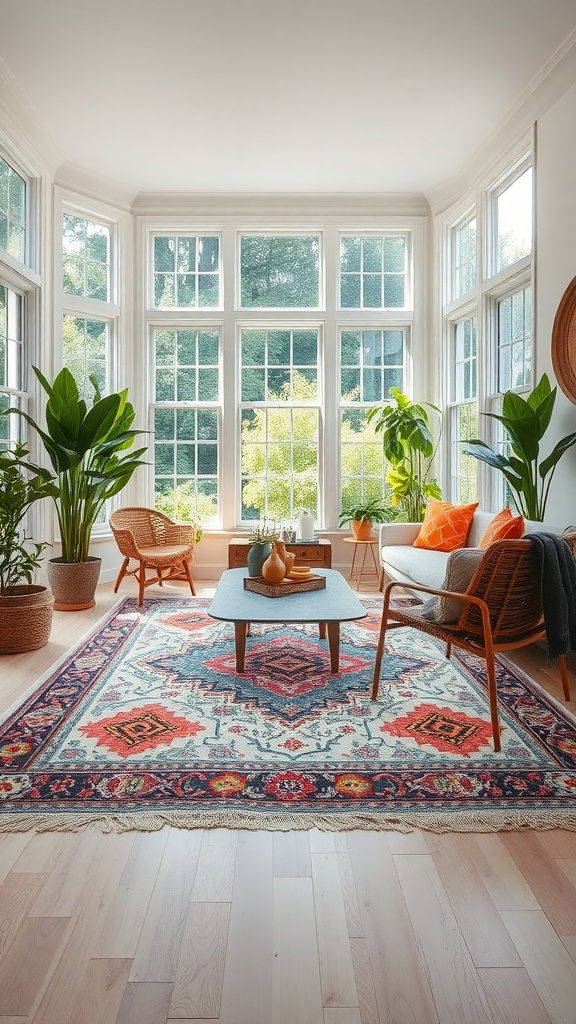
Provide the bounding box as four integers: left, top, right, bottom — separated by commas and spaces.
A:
0, 585, 54, 653
351, 519, 373, 541
262, 544, 286, 583
47, 556, 102, 611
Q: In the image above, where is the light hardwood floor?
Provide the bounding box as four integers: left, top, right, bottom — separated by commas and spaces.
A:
1, 578, 576, 1024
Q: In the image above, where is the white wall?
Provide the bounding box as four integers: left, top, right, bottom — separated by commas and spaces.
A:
535, 80, 576, 527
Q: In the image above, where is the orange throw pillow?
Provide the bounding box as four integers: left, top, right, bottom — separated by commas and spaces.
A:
478, 507, 525, 548
413, 499, 479, 552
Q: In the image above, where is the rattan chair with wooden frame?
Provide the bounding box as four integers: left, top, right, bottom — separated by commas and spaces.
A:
371, 538, 574, 753
110, 507, 196, 605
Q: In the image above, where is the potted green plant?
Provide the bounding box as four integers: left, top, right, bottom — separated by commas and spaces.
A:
0, 441, 56, 653
461, 373, 576, 521
338, 497, 396, 540
7, 367, 147, 610
366, 387, 442, 522
246, 521, 280, 577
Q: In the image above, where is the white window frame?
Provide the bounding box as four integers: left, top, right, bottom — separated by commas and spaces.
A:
149, 321, 222, 526
55, 188, 129, 537
138, 212, 422, 533
338, 230, 412, 312
441, 142, 534, 511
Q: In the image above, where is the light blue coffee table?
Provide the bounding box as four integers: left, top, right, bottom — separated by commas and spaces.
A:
208, 568, 367, 673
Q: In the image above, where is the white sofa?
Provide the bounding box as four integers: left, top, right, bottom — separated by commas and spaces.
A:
378, 510, 559, 592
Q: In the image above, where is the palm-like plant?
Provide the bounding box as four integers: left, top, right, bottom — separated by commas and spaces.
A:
8, 367, 148, 562
366, 388, 442, 522
461, 373, 576, 521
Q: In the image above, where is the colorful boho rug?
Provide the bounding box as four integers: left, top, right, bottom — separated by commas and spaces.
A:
1, 596, 576, 833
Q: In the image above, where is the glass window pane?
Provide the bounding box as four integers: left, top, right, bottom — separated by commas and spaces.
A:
267, 330, 291, 365
383, 274, 405, 307
293, 330, 317, 365
177, 236, 195, 272
0, 157, 26, 264
363, 274, 382, 308
497, 168, 532, 272
383, 236, 406, 273
154, 236, 175, 272
63, 214, 110, 301
340, 236, 361, 272
340, 274, 361, 308
240, 235, 320, 307
62, 315, 109, 400
362, 238, 382, 272
340, 331, 360, 365
341, 368, 361, 399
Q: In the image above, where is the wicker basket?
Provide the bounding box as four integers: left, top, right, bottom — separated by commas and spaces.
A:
47, 556, 101, 611
0, 585, 54, 654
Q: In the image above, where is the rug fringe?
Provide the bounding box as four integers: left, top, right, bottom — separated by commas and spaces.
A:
1, 808, 576, 834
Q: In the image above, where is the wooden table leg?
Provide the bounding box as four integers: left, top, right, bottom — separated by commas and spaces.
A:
234, 621, 248, 672
318, 622, 327, 639
326, 621, 340, 672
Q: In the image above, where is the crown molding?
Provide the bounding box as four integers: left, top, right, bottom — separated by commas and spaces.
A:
131, 191, 431, 219
0, 58, 61, 175
54, 162, 136, 212
427, 30, 576, 215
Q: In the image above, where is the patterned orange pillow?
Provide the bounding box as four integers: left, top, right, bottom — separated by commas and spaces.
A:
413, 499, 479, 552
478, 508, 525, 548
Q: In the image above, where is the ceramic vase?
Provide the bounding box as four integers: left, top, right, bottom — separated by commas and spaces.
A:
247, 542, 272, 578
262, 544, 286, 583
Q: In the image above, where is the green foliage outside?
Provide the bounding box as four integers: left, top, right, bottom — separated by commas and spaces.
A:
241, 372, 318, 521
154, 481, 207, 542
240, 236, 319, 308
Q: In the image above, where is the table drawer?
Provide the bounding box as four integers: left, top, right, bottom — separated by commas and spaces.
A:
228, 539, 331, 570
292, 546, 325, 565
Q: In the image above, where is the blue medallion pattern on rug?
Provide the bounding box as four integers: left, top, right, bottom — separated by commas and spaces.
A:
0, 596, 576, 828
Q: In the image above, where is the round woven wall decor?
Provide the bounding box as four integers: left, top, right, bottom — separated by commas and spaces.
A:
551, 276, 576, 405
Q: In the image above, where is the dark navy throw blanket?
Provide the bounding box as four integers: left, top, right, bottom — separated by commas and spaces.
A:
529, 532, 576, 663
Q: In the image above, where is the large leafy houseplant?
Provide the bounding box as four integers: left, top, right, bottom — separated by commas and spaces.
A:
366, 387, 442, 522
461, 373, 576, 521
9, 367, 147, 563
0, 442, 56, 652
0, 441, 55, 594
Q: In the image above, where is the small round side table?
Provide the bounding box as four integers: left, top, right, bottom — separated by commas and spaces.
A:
344, 535, 381, 590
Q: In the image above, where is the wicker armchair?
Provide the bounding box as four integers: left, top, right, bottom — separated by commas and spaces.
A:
371, 538, 573, 753
109, 507, 196, 605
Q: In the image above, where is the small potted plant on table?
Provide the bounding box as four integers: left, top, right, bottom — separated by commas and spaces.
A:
0, 442, 56, 653
246, 521, 280, 577
338, 497, 395, 541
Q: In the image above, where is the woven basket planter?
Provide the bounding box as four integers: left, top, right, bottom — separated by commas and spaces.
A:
0, 585, 54, 654
47, 556, 102, 611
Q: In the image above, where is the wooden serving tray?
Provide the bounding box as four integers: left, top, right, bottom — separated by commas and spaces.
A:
243, 574, 326, 597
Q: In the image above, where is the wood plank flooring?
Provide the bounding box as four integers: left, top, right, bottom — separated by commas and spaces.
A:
1, 578, 575, 1024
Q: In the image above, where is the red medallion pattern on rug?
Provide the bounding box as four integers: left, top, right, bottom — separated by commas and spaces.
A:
1, 596, 576, 830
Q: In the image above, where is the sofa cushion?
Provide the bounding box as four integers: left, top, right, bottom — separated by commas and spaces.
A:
478, 507, 524, 547
382, 545, 451, 589
421, 547, 485, 624
413, 499, 478, 552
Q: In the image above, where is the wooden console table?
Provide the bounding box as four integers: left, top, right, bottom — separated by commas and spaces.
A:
228, 537, 332, 570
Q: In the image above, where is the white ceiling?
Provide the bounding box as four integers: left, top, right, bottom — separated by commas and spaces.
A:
1, 0, 576, 200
